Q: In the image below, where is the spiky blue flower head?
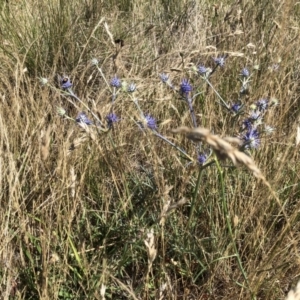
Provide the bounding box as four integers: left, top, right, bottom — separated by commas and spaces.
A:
159, 73, 169, 83
231, 103, 242, 114
110, 75, 121, 88
106, 113, 119, 127
243, 110, 262, 128
242, 111, 261, 129
241, 68, 250, 77
242, 118, 252, 130
198, 65, 207, 75
256, 99, 269, 112
197, 153, 207, 165
76, 112, 93, 125
127, 83, 136, 93
241, 128, 260, 149
180, 79, 192, 95
61, 77, 72, 89
144, 114, 157, 130
213, 56, 226, 67
159, 73, 175, 89
249, 110, 261, 121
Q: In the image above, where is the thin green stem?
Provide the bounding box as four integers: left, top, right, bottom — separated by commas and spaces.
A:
154, 131, 193, 162
204, 78, 230, 110
214, 156, 253, 297
95, 65, 112, 93
188, 168, 203, 228
131, 96, 144, 117
187, 98, 198, 128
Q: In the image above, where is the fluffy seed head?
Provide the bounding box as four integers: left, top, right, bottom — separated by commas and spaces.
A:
91, 58, 99, 65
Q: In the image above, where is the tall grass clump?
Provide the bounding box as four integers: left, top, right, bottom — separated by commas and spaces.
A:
0, 0, 299, 299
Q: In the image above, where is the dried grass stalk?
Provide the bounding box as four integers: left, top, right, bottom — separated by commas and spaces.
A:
172, 126, 263, 179
144, 229, 157, 272
159, 198, 187, 225
68, 136, 88, 155
70, 167, 76, 199
41, 125, 51, 161
286, 281, 300, 300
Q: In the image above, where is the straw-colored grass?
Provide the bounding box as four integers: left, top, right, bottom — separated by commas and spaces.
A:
0, 0, 299, 299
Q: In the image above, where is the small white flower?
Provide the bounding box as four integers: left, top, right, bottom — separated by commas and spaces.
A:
100, 284, 106, 300
264, 125, 275, 135
127, 83, 136, 93
56, 106, 66, 116
39, 77, 48, 85
91, 58, 99, 66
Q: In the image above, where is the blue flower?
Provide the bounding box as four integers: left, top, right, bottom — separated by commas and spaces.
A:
242, 111, 262, 130
198, 65, 207, 75
110, 76, 121, 88
241, 128, 260, 149
159, 73, 175, 89
145, 114, 157, 130
213, 56, 226, 67
240, 82, 249, 94
241, 68, 250, 77
249, 110, 261, 122
242, 118, 252, 130
76, 112, 93, 125
106, 113, 119, 127
159, 73, 169, 83
256, 99, 269, 112
250, 111, 262, 127
61, 77, 72, 89
197, 153, 207, 165
231, 103, 242, 114
180, 79, 192, 95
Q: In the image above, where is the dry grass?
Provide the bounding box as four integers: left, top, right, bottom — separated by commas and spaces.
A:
0, 0, 299, 299
286, 281, 300, 300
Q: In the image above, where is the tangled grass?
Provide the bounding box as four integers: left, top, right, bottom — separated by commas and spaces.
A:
0, 0, 299, 299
